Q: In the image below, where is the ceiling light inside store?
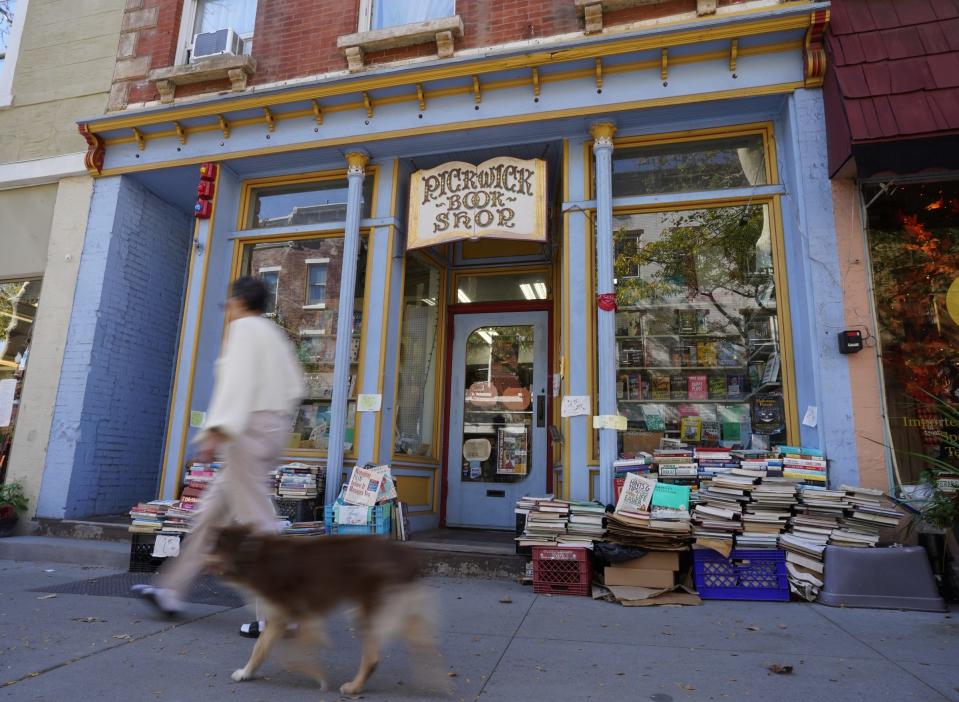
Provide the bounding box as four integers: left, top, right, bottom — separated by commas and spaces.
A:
457, 290, 472, 303
534, 282, 547, 299
421, 298, 436, 306
519, 283, 536, 300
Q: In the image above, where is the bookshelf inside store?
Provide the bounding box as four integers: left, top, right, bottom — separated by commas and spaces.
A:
610, 203, 787, 456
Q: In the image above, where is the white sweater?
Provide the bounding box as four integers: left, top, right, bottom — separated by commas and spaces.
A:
202, 315, 305, 439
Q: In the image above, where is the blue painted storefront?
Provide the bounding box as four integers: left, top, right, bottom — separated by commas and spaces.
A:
36, 3, 854, 526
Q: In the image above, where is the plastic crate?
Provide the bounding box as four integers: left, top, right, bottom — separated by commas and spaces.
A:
272, 497, 320, 522
693, 548, 790, 601
324, 502, 392, 536
129, 532, 183, 573
532, 546, 591, 596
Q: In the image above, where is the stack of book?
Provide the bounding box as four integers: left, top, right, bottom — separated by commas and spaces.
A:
274, 462, 324, 499
653, 448, 696, 476
731, 449, 783, 476
830, 485, 902, 547
778, 445, 828, 484
604, 510, 693, 551
788, 486, 850, 544
691, 472, 752, 546
779, 532, 826, 601
179, 462, 219, 513
738, 477, 800, 548
656, 462, 698, 488
516, 497, 570, 548
694, 447, 737, 478
281, 520, 325, 536
129, 499, 176, 533
160, 504, 193, 534
561, 501, 607, 547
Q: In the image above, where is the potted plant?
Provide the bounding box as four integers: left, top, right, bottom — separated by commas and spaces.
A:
0, 481, 28, 537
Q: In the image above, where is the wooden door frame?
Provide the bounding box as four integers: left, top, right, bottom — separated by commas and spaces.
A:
439, 300, 554, 527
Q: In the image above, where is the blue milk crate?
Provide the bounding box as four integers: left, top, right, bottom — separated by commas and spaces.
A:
324, 502, 392, 536
693, 548, 790, 601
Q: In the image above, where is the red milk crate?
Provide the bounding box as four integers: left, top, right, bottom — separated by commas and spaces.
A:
532, 546, 591, 596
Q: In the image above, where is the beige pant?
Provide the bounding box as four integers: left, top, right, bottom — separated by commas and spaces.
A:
156, 411, 288, 599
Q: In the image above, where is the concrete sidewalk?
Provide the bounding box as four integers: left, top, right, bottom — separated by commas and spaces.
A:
0, 558, 956, 702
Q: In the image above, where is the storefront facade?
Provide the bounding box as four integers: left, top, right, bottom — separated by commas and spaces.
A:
824, 0, 959, 493
36, 1, 854, 530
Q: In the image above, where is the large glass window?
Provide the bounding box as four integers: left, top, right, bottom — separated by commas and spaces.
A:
240, 236, 367, 453
608, 203, 786, 456
0, 277, 40, 478
370, 0, 455, 30
245, 178, 374, 229
866, 180, 959, 484
394, 255, 441, 458
611, 133, 768, 198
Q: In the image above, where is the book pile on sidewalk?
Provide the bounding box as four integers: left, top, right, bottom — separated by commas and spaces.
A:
607, 473, 692, 551
779, 532, 826, 601
829, 484, 902, 547
273, 462, 324, 499
731, 449, 783, 476
560, 501, 607, 547
691, 472, 751, 548
694, 446, 737, 479
739, 478, 799, 548
281, 521, 325, 536
778, 445, 828, 484
129, 499, 177, 533
516, 496, 569, 548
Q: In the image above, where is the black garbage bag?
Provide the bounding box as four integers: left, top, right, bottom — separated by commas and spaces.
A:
593, 541, 649, 567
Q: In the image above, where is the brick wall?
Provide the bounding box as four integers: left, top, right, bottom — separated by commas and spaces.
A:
38, 176, 192, 518
110, 0, 754, 109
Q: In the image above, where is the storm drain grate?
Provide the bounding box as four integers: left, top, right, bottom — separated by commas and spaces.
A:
31, 572, 246, 608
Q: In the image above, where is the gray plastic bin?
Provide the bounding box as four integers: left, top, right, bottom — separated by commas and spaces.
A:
818, 545, 946, 612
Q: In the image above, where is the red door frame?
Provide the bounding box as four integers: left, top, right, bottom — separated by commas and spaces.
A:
439, 300, 554, 527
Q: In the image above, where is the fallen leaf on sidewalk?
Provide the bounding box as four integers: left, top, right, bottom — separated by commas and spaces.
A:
746, 625, 760, 631
499, 596, 513, 604
447, 672, 458, 678
675, 682, 696, 692
767, 664, 794, 675
112, 633, 133, 640
72, 617, 105, 623
36, 594, 57, 600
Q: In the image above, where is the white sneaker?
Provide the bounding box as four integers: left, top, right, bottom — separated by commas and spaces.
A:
134, 585, 183, 618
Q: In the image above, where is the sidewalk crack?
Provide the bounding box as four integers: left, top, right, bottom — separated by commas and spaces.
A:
472, 593, 538, 700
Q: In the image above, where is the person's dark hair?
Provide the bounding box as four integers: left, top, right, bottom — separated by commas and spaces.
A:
230, 276, 268, 314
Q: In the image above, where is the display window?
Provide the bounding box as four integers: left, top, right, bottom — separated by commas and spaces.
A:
866, 180, 959, 484
241, 173, 374, 229
393, 253, 443, 460
237, 234, 368, 455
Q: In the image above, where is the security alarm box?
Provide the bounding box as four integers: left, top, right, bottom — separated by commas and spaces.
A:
838, 330, 863, 354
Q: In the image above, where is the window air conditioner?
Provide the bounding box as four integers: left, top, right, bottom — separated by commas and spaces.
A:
191, 28, 244, 62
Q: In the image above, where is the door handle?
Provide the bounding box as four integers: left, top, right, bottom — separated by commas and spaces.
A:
536, 394, 546, 428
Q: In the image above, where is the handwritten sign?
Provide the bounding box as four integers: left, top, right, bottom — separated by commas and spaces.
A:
356, 394, 382, 412
407, 157, 546, 250
561, 395, 590, 417
151, 534, 181, 558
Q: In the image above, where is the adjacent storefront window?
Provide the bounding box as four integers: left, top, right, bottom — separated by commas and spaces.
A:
240, 235, 367, 454
866, 180, 959, 484
244, 177, 373, 229
394, 254, 442, 458
0, 277, 40, 480
608, 203, 786, 456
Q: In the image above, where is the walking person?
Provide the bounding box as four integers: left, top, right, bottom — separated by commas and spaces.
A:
135, 276, 304, 633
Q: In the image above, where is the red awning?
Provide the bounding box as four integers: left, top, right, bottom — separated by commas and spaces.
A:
824, 0, 959, 177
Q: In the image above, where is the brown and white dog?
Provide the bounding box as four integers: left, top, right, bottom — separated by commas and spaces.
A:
208, 525, 439, 695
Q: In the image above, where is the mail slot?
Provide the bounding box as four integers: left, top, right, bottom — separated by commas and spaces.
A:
486, 489, 506, 498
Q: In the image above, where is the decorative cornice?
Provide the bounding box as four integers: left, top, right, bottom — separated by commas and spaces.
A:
803, 9, 829, 88
78, 124, 105, 175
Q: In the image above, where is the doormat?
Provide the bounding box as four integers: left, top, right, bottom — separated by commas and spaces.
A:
31, 572, 245, 608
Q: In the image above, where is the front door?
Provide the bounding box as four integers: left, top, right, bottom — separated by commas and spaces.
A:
445, 311, 549, 529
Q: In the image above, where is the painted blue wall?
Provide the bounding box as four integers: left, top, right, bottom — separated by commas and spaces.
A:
37, 176, 192, 518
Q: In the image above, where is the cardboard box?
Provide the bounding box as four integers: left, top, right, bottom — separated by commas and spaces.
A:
622, 431, 663, 455
616, 552, 680, 571
604, 566, 676, 588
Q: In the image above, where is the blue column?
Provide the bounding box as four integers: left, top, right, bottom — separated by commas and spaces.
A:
326, 150, 369, 506
591, 121, 617, 505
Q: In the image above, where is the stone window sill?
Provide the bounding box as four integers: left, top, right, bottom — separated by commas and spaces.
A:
337, 15, 464, 72
574, 0, 717, 33
148, 54, 257, 104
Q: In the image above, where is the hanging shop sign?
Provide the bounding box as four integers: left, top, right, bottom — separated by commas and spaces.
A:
407, 157, 547, 250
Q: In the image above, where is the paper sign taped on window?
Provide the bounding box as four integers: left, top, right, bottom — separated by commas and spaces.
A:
151, 534, 181, 558
561, 395, 590, 417
592, 414, 627, 431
